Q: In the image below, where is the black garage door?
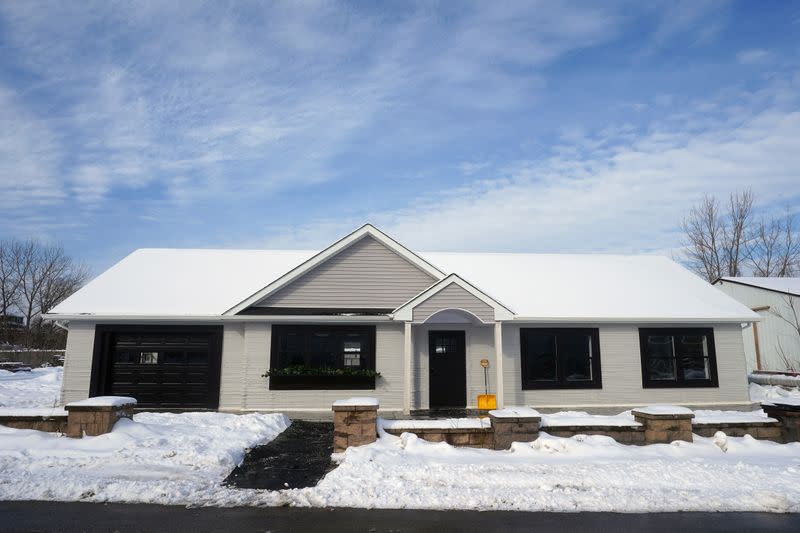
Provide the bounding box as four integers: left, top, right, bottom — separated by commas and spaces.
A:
91, 326, 223, 409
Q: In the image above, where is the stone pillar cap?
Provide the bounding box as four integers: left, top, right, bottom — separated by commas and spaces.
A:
65, 396, 137, 410
632, 405, 694, 419
332, 397, 379, 411
489, 407, 541, 419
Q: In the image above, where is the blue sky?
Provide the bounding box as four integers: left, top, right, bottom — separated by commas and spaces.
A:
1, 0, 799, 274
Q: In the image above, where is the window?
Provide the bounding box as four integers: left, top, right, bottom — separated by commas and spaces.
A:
433, 335, 458, 356
519, 328, 602, 389
639, 328, 718, 388
269, 325, 376, 390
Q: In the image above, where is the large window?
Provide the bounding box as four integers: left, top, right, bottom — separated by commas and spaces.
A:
639, 328, 718, 388
520, 328, 602, 389
269, 325, 376, 390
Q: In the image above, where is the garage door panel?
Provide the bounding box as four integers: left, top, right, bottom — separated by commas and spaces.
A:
94, 326, 222, 409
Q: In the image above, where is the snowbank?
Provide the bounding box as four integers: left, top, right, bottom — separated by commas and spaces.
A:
0, 411, 288, 506
541, 410, 639, 427
284, 431, 800, 513
750, 382, 800, 403
0, 367, 62, 408
381, 418, 490, 430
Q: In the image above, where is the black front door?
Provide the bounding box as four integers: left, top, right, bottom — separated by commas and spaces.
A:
428, 331, 467, 409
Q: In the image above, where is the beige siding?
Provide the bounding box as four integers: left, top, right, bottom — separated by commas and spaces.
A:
412, 324, 496, 410
60, 321, 96, 404
218, 323, 245, 409
227, 321, 405, 412
502, 323, 750, 408
257, 236, 437, 309
715, 281, 800, 371
412, 283, 494, 323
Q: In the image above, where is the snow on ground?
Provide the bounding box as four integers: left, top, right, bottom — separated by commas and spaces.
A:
0, 367, 62, 408
541, 410, 638, 427
750, 382, 800, 403
693, 410, 775, 424
0, 412, 289, 506
282, 431, 800, 513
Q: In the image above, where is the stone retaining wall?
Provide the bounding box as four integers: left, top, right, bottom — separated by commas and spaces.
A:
382, 427, 493, 448
692, 422, 782, 440
543, 426, 645, 444
0, 397, 137, 438
0, 413, 67, 433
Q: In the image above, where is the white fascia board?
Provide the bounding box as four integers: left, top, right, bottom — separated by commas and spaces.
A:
510, 315, 762, 323
42, 313, 392, 323
223, 224, 446, 316
392, 274, 515, 322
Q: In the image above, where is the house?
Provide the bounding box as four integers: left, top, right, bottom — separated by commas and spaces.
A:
713, 277, 800, 372
44, 224, 760, 414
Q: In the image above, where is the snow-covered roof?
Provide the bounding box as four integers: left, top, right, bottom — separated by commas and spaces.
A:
422, 252, 758, 322
50, 248, 315, 316
717, 277, 800, 297
49, 229, 759, 322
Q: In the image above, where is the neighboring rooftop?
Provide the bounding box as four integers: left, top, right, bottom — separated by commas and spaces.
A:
716, 277, 800, 297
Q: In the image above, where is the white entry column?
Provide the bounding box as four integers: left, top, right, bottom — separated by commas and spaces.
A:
403, 321, 413, 414
494, 322, 504, 408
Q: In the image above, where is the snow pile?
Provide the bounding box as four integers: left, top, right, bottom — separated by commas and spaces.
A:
541, 410, 639, 427
693, 410, 775, 424
749, 382, 800, 403
66, 396, 137, 408
0, 411, 289, 506
0, 367, 62, 408
288, 431, 800, 512
381, 418, 490, 430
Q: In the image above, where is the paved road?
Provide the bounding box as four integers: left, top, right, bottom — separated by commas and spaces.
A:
1, 502, 799, 532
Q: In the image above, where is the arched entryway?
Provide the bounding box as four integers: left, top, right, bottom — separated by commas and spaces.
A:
424, 309, 485, 409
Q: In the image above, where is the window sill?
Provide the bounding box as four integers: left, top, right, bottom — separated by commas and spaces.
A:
522, 382, 603, 390
642, 381, 718, 389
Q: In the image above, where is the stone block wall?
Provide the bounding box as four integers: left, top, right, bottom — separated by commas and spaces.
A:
332, 400, 379, 453
632, 409, 694, 443
763, 405, 800, 443
65, 399, 136, 438
382, 427, 494, 448
489, 410, 541, 450
692, 422, 782, 440
543, 426, 645, 444
0, 414, 67, 433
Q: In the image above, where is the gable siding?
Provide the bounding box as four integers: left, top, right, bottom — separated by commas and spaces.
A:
412, 283, 494, 323
256, 236, 437, 309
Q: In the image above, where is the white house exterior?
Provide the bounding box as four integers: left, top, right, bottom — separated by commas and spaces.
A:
714, 277, 800, 372
46, 225, 760, 414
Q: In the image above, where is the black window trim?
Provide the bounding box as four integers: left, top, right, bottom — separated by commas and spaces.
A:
638, 327, 719, 389
519, 327, 603, 390
269, 324, 377, 390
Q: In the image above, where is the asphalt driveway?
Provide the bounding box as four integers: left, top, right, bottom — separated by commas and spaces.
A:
1, 502, 799, 533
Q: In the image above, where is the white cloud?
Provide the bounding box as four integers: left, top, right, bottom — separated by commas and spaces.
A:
0, 86, 65, 209
262, 79, 800, 255
737, 48, 770, 64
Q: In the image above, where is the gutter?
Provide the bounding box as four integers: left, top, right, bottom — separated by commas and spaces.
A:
41, 313, 393, 323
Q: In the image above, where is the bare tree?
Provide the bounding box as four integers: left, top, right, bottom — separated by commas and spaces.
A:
13, 241, 89, 347
0, 240, 24, 344
681, 190, 753, 281
747, 210, 800, 277
770, 292, 800, 372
